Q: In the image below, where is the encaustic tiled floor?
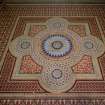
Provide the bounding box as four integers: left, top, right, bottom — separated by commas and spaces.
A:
0, 4, 105, 105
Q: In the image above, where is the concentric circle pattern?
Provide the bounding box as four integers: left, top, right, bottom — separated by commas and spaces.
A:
42, 35, 72, 57
51, 69, 62, 79
17, 39, 31, 53
80, 35, 105, 57
51, 41, 63, 49
9, 35, 33, 57
21, 41, 31, 49
84, 41, 93, 49
40, 64, 75, 93
32, 29, 82, 66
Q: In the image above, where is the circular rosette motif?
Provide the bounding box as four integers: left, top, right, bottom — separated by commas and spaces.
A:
39, 63, 75, 93
32, 30, 82, 66
42, 35, 72, 57
80, 35, 105, 57
46, 17, 69, 31
9, 35, 33, 57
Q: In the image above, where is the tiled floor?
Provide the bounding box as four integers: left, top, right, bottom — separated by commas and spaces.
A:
0, 4, 105, 105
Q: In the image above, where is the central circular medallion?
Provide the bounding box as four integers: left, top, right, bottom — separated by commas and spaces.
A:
51, 69, 62, 79
42, 35, 72, 57
51, 41, 63, 50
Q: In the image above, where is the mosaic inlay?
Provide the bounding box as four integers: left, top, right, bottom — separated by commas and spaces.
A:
7, 17, 105, 93
72, 55, 94, 73
1, 5, 105, 104
39, 63, 75, 93
51, 69, 62, 79
9, 35, 33, 57
80, 35, 105, 57
42, 35, 72, 57
20, 55, 42, 74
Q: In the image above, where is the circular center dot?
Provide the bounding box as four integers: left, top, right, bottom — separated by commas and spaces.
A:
21, 41, 30, 49
84, 41, 93, 49
52, 41, 63, 50
52, 69, 62, 79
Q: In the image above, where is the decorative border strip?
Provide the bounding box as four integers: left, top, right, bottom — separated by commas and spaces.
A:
0, 97, 105, 105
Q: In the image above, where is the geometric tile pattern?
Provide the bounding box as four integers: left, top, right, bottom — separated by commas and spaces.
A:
28, 25, 46, 37
9, 17, 104, 93
0, 5, 105, 104
20, 55, 42, 74
72, 55, 94, 73
68, 25, 86, 37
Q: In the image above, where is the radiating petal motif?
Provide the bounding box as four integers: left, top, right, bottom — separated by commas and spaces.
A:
42, 35, 72, 57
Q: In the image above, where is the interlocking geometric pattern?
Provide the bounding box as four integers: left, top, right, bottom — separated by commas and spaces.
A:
8, 17, 104, 93
0, 5, 105, 104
